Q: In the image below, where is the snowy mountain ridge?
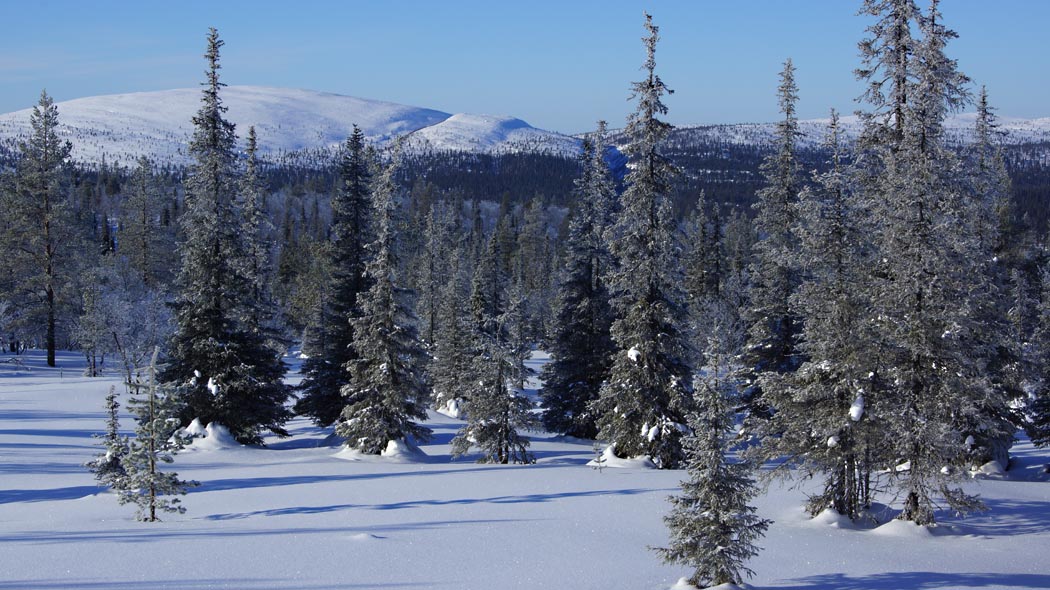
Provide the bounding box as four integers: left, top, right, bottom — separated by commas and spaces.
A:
1, 85, 1047, 167
0, 86, 580, 166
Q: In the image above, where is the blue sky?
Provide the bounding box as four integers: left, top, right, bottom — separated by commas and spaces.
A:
2, 0, 1047, 133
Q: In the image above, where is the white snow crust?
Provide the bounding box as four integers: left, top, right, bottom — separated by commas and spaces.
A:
2, 349, 1049, 590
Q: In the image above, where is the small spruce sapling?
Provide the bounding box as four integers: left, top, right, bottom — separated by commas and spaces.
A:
119, 349, 198, 521
85, 385, 129, 489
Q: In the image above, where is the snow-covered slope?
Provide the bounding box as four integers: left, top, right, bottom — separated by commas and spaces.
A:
0, 86, 579, 166
406, 113, 580, 157
665, 113, 1050, 150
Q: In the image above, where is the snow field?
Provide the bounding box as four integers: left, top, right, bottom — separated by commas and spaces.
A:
2, 349, 1050, 589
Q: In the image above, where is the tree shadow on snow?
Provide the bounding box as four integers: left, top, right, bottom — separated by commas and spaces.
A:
933, 498, 1050, 537
0, 485, 99, 504
0, 519, 530, 545
777, 571, 1050, 589
0, 578, 438, 589
203, 487, 662, 521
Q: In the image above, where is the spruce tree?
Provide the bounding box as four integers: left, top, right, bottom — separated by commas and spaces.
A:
655, 299, 769, 588
335, 143, 432, 453
12, 91, 73, 367
162, 28, 291, 444
430, 250, 475, 415
541, 127, 616, 439
86, 385, 130, 489
452, 232, 537, 464
752, 111, 878, 519
240, 126, 277, 332
120, 350, 197, 521
855, 0, 998, 523
121, 157, 161, 287
741, 58, 803, 423
590, 13, 694, 468
296, 126, 373, 426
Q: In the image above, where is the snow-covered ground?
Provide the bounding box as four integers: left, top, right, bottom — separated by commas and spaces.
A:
2, 349, 1049, 589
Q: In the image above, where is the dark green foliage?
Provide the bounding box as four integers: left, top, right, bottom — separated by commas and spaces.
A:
9, 91, 74, 367
296, 126, 373, 427
541, 127, 616, 439
335, 143, 433, 453
162, 28, 291, 444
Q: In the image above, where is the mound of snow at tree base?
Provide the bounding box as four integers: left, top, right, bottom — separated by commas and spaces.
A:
181, 421, 242, 451
3, 348, 1050, 590
332, 438, 429, 463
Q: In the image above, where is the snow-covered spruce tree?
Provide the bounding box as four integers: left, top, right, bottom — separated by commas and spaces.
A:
590, 13, 694, 468
684, 193, 723, 306
1028, 266, 1050, 447
335, 143, 432, 454
120, 157, 163, 287
429, 242, 475, 415
751, 111, 878, 520
162, 28, 291, 444
86, 385, 129, 489
655, 296, 770, 588
855, 0, 1001, 523
120, 350, 197, 521
296, 125, 373, 427
415, 200, 456, 346
541, 127, 617, 439
240, 126, 278, 334
451, 232, 537, 464
12, 91, 73, 368
740, 58, 803, 425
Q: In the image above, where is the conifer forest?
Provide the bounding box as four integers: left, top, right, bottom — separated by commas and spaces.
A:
2, 3, 1050, 589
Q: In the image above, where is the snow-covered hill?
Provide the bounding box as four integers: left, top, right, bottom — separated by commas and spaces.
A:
0, 86, 580, 166
405, 113, 580, 157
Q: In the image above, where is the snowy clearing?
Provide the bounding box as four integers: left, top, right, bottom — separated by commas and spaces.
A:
2, 349, 1049, 590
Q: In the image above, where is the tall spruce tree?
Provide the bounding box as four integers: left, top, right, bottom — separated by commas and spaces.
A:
541, 125, 616, 439
296, 126, 373, 426
855, 0, 998, 523
590, 13, 694, 468
751, 111, 878, 519
162, 28, 291, 444
741, 58, 803, 423
430, 242, 475, 416
12, 91, 73, 367
335, 143, 432, 453
240, 126, 277, 332
121, 157, 162, 287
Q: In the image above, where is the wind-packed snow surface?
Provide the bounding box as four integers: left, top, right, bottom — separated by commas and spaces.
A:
3, 349, 1050, 589
0, 86, 579, 165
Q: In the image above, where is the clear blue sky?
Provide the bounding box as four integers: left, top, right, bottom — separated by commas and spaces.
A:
2, 0, 1047, 133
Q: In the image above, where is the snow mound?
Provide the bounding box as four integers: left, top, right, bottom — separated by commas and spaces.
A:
179, 418, 207, 438
669, 579, 748, 590
186, 422, 241, 451
348, 533, 384, 542
435, 398, 465, 420
808, 508, 856, 529
972, 460, 1007, 479
333, 439, 428, 463
587, 445, 657, 469
872, 518, 935, 538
